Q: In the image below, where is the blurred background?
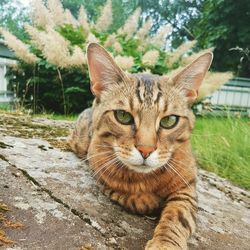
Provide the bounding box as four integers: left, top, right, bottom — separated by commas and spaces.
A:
0, 0, 249, 189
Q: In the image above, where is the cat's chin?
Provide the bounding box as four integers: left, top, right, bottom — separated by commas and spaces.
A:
125, 163, 162, 174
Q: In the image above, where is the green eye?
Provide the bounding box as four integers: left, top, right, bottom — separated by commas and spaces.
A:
160, 115, 179, 129
114, 110, 134, 125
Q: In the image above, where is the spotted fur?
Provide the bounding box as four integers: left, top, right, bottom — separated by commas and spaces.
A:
68, 43, 213, 250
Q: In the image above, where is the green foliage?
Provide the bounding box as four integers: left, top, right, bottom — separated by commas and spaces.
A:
2, 0, 229, 115
4, 1, 178, 114
140, 0, 250, 77
7, 61, 92, 114
192, 116, 250, 190
192, 0, 250, 77
0, 0, 29, 40
58, 24, 86, 47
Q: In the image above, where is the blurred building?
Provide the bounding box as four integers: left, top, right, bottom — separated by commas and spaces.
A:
0, 39, 16, 106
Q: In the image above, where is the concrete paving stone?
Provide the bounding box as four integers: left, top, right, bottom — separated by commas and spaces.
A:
0, 115, 249, 250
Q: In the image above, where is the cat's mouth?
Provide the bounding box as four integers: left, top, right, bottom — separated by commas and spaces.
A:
123, 161, 168, 174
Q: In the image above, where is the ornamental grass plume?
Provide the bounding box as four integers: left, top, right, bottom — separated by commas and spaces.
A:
118, 8, 141, 38
31, 0, 54, 28
0, 28, 38, 64
87, 33, 99, 43
78, 5, 90, 35
142, 50, 160, 66
113, 42, 123, 53
167, 40, 197, 66
104, 34, 116, 47
40, 27, 71, 68
70, 47, 86, 67
64, 9, 79, 26
151, 24, 172, 48
47, 0, 65, 26
137, 17, 153, 40
198, 72, 233, 100
95, 0, 113, 32
114, 55, 134, 71
24, 24, 44, 51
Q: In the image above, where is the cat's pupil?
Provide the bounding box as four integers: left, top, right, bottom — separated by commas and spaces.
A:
114, 110, 134, 125
160, 115, 179, 129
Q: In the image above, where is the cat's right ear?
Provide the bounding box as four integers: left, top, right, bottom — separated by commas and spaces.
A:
87, 43, 125, 97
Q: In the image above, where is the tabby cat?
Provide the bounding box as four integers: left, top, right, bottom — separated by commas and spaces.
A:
68, 43, 213, 250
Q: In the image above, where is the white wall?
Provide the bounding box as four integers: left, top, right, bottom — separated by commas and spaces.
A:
0, 64, 7, 91
0, 57, 16, 103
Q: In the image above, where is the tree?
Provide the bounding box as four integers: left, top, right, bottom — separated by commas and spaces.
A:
139, 0, 250, 76
192, 0, 250, 77
0, 0, 29, 40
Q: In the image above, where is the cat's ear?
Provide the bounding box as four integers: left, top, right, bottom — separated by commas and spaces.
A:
172, 52, 213, 103
87, 43, 125, 97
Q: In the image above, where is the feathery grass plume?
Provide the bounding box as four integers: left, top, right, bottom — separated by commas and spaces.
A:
87, 33, 99, 43
142, 50, 160, 66
182, 48, 214, 66
95, 0, 113, 32
41, 27, 71, 68
0, 28, 38, 64
118, 8, 141, 38
69, 46, 86, 67
31, 0, 54, 28
114, 55, 134, 71
47, 0, 65, 26
137, 17, 153, 40
151, 24, 172, 48
167, 40, 197, 66
104, 34, 116, 47
24, 24, 44, 50
113, 42, 123, 53
78, 5, 90, 35
198, 72, 233, 100
64, 9, 79, 26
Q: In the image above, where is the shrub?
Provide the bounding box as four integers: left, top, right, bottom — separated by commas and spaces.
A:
0, 0, 232, 114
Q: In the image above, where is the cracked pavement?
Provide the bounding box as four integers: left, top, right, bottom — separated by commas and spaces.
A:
0, 114, 249, 249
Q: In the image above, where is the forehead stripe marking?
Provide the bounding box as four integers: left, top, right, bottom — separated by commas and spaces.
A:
136, 79, 143, 104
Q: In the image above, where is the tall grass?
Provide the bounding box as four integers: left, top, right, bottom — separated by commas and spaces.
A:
192, 116, 250, 190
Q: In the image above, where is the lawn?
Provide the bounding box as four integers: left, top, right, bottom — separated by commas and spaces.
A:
192, 116, 250, 190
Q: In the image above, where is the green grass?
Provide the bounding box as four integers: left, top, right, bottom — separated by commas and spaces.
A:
192, 116, 250, 190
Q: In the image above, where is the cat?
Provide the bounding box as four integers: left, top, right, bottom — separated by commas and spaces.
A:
68, 43, 213, 250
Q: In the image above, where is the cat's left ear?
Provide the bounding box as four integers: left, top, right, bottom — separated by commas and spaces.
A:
87, 43, 125, 97
172, 52, 213, 103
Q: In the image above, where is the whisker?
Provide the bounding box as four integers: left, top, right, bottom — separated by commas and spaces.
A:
80, 151, 111, 164
165, 162, 192, 190
95, 158, 118, 182
92, 156, 117, 179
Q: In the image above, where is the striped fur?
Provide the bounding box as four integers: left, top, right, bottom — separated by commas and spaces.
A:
68, 43, 212, 249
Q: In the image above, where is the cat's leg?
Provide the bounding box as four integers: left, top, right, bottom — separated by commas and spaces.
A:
104, 188, 161, 214
68, 108, 92, 158
145, 184, 197, 250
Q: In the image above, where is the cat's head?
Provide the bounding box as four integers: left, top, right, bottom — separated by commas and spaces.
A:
87, 43, 212, 173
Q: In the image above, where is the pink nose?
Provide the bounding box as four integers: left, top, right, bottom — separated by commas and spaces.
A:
136, 145, 155, 159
